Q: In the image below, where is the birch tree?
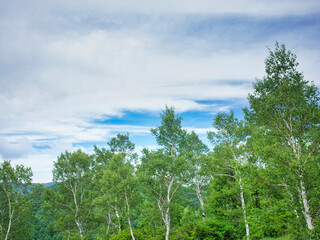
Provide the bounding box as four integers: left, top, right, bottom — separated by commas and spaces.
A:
100, 154, 139, 240
94, 133, 139, 239
185, 131, 209, 221
48, 150, 95, 239
139, 106, 190, 240
0, 160, 33, 240
92, 145, 121, 237
208, 111, 251, 240
244, 42, 320, 237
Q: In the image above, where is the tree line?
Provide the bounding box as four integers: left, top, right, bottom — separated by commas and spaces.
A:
1, 43, 320, 240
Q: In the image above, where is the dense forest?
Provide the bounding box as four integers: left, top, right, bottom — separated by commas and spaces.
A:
1, 43, 320, 240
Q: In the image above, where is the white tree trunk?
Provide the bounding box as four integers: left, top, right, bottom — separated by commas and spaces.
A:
106, 213, 111, 236
72, 186, 84, 240
125, 192, 135, 240
5, 210, 12, 240
157, 199, 171, 240
127, 217, 135, 240
239, 178, 250, 240
75, 219, 84, 240
284, 180, 302, 228
4, 189, 13, 240
195, 181, 206, 220
115, 208, 121, 233
300, 179, 314, 231
164, 177, 175, 240
165, 206, 170, 240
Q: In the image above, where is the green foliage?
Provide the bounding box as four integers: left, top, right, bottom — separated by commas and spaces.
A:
108, 133, 135, 155
181, 206, 201, 227
0, 160, 33, 240
151, 106, 187, 157
136, 199, 163, 230
261, 236, 292, 240
192, 217, 236, 240
46, 150, 96, 239
93, 134, 140, 238
27, 184, 64, 240
140, 106, 194, 240
246, 42, 320, 130
109, 228, 165, 240
245, 42, 320, 236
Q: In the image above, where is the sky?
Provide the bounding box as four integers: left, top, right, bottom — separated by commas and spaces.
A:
1, 0, 320, 182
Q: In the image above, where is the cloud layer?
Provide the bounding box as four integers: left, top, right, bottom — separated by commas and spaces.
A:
1, 1, 320, 182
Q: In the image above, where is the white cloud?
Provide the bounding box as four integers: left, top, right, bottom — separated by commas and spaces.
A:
0, 29, 265, 133
0, 137, 33, 159
185, 127, 215, 134
6, 141, 86, 183
3, 0, 320, 16
1, 0, 319, 182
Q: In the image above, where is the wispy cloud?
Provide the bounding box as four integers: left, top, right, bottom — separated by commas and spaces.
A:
1, 0, 319, 182
3, 0, 319, 16
0, 137, 33, 159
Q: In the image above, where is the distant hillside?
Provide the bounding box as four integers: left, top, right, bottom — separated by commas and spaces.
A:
42, 182, 56, 188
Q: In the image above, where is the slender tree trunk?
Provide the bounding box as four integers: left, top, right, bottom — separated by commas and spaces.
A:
4, 189, 12, 240
300, 179, 314, 231
284, 180, 302, 228
5, 210, 12, 240
110, 203, 122, 233
291, 136, 314, 233
165, 206, 170, 240
115, 208, 121, 233
164, 177, 175, 240
125, 192, 135, 240
157, 199, 171, 240
127, 216, 135, 240
239, 178, 250, 240
75, 219, 84, 240
195, 181, 206, 220
106, 213, 111, 236
225, 138, 250, 239
72, 186, 84, 240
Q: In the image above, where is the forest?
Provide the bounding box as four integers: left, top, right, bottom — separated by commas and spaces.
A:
1, 43, 320, 240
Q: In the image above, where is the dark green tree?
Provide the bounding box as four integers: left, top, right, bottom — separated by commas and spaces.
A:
45, 150, 95, 240
139, 106, 190, 240
100, 154, 139, 240
208, 111, 251, 240
245, 42, 320, 236
185, 131, 209, 221
0, 160, 33, 240
108, 133, 135, 155
93, 134, 139, 240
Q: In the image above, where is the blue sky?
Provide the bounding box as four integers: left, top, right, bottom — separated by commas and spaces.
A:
1, 0, 320, 182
